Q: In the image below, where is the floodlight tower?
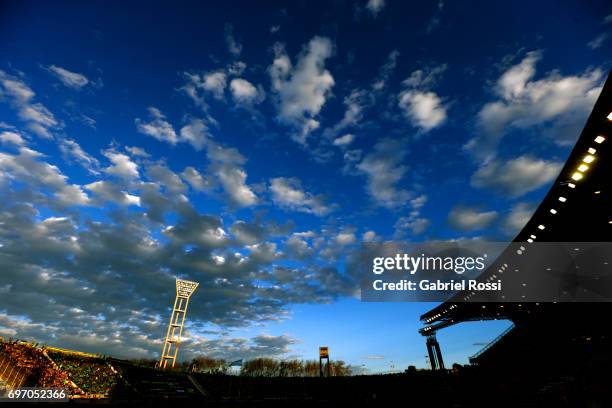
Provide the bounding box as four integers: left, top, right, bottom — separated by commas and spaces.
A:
159, 279, 199, 369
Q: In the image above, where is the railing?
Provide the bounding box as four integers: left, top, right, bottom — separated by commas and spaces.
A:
469, 323, 515, 363
0, 352, 30, 390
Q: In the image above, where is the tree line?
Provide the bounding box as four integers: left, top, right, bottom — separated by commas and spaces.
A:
128, 356, 352, 376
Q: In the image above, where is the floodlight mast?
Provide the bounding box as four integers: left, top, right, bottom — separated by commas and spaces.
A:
159, 279, 199, 369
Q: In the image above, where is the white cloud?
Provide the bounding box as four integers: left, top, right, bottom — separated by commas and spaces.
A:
366, 0, 385, 16
85, 181, 140, 206
357, 138, 410, 208
207, 143, 257, 207
136, 109, 209, 151
0, 131, 26, 146
362, 230, 378, 242
0, 70, 60, 139
181, 166, 213, 192
125, 146, 150, 158
230, 78, 265, 105
465, 51, 604, 159
225, 24, 242, 57
394, 195, 430, 237
372, 50, 399, 91
59, 139, 100, 174
179, 117, 210, 151
335, 231, 356, 245
0, 146, 89, 206
333, 133, 355, 147
471, 155, 562, 197
269, 177, 333, 216
135, 107, 178, 144
325, 89, 367, 139
398, 66, 448, 132
398, 91, 447, 130
202, 71, 227, 100
502, 202, 535, 235
103, 150, 139, 180
269, 37, 335, 144
181, 71, 227, 109
448, 206, 498, 231
46, 65, 89, 90
588, 32, 609, 49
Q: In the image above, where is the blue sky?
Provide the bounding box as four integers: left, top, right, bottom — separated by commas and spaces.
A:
0, 0, 610, 372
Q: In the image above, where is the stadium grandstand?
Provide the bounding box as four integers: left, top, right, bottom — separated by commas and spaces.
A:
420, 69, 612, 379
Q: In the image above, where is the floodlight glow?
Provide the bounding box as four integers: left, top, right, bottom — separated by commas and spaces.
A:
530, 234, 536, 239
550, 209, 557, 214
558, 196, 567, 202
571, 172, 583, 181
568, 183, 576, 188
588, 147, 596, 154
583, 155, 595, 164
607, 112, 612, 121
577, 164, 589, 172
537, 224, 545, 230
594, 135, 605, 144
527, 238, 533, 243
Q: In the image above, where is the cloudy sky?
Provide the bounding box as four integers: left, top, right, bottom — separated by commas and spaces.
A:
0, 0, 610, 371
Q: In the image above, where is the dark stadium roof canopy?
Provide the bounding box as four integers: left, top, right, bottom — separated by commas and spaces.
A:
419, 70, 612, 335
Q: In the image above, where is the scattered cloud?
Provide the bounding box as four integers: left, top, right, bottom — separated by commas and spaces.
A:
471, 155, 562, 197
269, 37, 335, 144
398, 64, 448, 131
45, 65, 90, 90
0, 70, 60, 138
465, 51, 604, 159
588, 32, 609, 49
394, 194, 430, 237
58, 138, 100, 175
207, 142, 258, 207
179, 117, 210, 151
0, 146, 89, 207
230, 78, 265, 106
502, 202, 536, 235
103, 150, 140, 180
135, 107, 178, 144
225, 23, 243, 57
269, 177, 333, 215
366, 0, 385, 16
85, 180, 140, 206
324, 89, 367, 139
448, 205, 498, 231
372, 50, 399, 92
357, 138, 411, 208
0, 130, 26, 146
333, 133, 355, 147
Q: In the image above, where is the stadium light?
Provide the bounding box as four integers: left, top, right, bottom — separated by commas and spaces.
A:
550, 209, 557, 214
568, 183, 576, 189
582, 155, 595, 164
577, 164, 589, 172
588, 147, 597, 154
159, 278, 199, 370
607, 112, 612, 121
594, 135, 606, 144
537, 225, 545, 230
571, 172, 583, 181
558, 196, 567, 202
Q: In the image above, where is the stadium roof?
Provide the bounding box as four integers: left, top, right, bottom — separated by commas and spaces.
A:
420, 69, 612, 335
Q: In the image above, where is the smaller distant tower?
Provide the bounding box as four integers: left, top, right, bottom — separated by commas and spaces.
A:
159, 279, 199, 369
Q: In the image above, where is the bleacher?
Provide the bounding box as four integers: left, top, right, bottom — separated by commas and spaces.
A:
108, 358, 205, 401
